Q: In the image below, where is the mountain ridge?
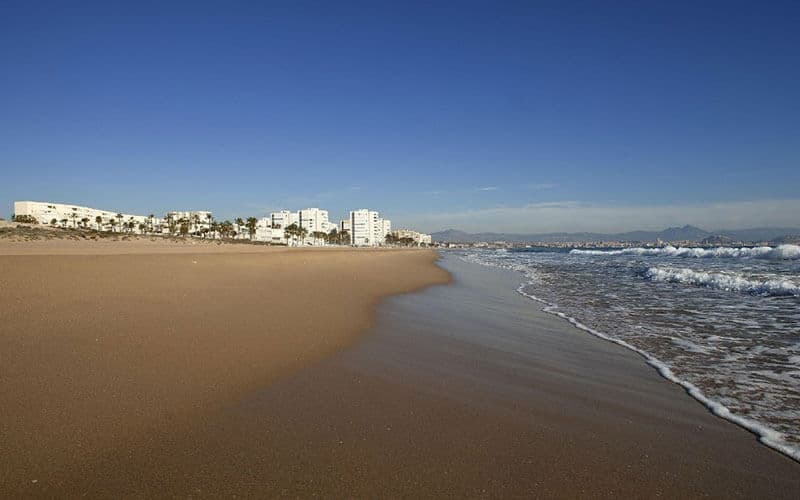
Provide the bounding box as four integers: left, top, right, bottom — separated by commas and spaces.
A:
431, 225, 800, 244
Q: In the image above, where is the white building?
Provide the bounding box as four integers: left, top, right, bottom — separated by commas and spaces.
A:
254, 217, 287, 244
392, 228, 432, 246
378, 218, 392, 243
349, 209, 391, 246
11, 201, 217, 235
270, 210, 299, 230
165, 210, 213, 235
298, 208, 332, 239
13, 200, 160, 232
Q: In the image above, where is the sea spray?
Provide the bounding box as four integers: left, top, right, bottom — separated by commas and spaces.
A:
570, 244, 800, 260
644, 267, 800, 297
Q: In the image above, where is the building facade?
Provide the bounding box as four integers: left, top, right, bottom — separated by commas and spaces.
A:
349, 209, 391, 246
270, 210, 299, 229
12, 201, 215, 235
298, 208, 332, 235
392, 228, 433, 246
13, 200, 159, 232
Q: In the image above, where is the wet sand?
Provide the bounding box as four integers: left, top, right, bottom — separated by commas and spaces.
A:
0, 242, 449, 497
2, 247, 798, 497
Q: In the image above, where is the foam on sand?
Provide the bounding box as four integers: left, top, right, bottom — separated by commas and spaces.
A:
512, 282, 800, 463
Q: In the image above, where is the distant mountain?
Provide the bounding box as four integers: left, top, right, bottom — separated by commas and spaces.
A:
714, 227, 800, 242
771, 234, 800, 245
431, 225, 800, 244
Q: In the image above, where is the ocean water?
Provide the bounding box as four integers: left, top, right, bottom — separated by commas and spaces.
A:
460, 245, 800, 461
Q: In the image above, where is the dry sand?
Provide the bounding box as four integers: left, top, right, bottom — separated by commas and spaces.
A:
0, 240, 449, 496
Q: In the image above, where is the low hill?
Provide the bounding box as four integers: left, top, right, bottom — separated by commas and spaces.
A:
431, 225, 800, 244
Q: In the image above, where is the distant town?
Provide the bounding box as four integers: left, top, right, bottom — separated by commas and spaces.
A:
9, 200, 432, 247
7, 201, 799, 250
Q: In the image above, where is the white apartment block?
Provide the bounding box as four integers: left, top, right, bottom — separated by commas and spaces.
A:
12, 201, 215, 235
379, 218, 392, 242
254, 217, 287, 244
270, 210, 299, 229
166, 210, 213, 225
14, 200, 159, 232
349, 209, 391, 246
392, 228, 433, 245
298, 208, 331, 235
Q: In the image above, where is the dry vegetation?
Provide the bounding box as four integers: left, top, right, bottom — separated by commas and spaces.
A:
0, 223, 272, 245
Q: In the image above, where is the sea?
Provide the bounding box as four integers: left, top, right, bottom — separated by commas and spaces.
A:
460, 244, 800, 461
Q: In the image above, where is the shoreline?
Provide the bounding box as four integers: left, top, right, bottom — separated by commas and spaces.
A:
514, 281, 800, 463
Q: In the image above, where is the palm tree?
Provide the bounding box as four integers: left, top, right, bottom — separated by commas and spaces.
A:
60, 218, 68, 229
81, 217, 89, 229
284, 223, 299, 246
311, 231, 326, 245
95, 215, 103, 231
205, 213, 213, 231
220, 220, 234, 239
235, 218, 244, 239
246, 217, 258, 240
147, 214, 155, 233
50, 218, 58, 226
115, 213, 123, 233
165, 213, 176, 235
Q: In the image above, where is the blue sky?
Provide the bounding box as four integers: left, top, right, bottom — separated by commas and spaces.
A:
1, 1, 798, 232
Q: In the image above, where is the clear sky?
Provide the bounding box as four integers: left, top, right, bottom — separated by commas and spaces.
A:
1, 1, 798, 233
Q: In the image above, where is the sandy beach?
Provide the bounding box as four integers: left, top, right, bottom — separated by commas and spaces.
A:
0, 240, 449, 496
2, 242, 798, 498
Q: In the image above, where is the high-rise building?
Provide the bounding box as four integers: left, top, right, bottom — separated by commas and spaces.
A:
270, 210, 299, 229
349, 209, 390, 246
298, 208, 331, 235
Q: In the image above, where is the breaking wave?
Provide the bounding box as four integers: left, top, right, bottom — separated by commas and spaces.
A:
570, 244, 800, 260
644, 267, 800, 297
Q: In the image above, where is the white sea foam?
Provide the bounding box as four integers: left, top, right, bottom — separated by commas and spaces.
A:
645, 267, 800, 297
457, 252, 800, 463
570, 244, 800, 260
512, 282, 800, 463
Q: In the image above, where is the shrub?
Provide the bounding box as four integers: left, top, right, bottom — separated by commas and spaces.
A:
12, 214, 39, 224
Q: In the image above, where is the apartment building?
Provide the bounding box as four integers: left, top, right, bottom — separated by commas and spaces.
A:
270, 210, 299, 229
254, 217, 286, 244
298, 208, 332, 235
13, 200, 159, 232
11, 201, 216, 234
349, 209, 391, 246
392, 228, 433, 245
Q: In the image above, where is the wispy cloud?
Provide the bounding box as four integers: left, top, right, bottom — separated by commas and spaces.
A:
394, 198, 800, 234
476, 186, 498, 192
